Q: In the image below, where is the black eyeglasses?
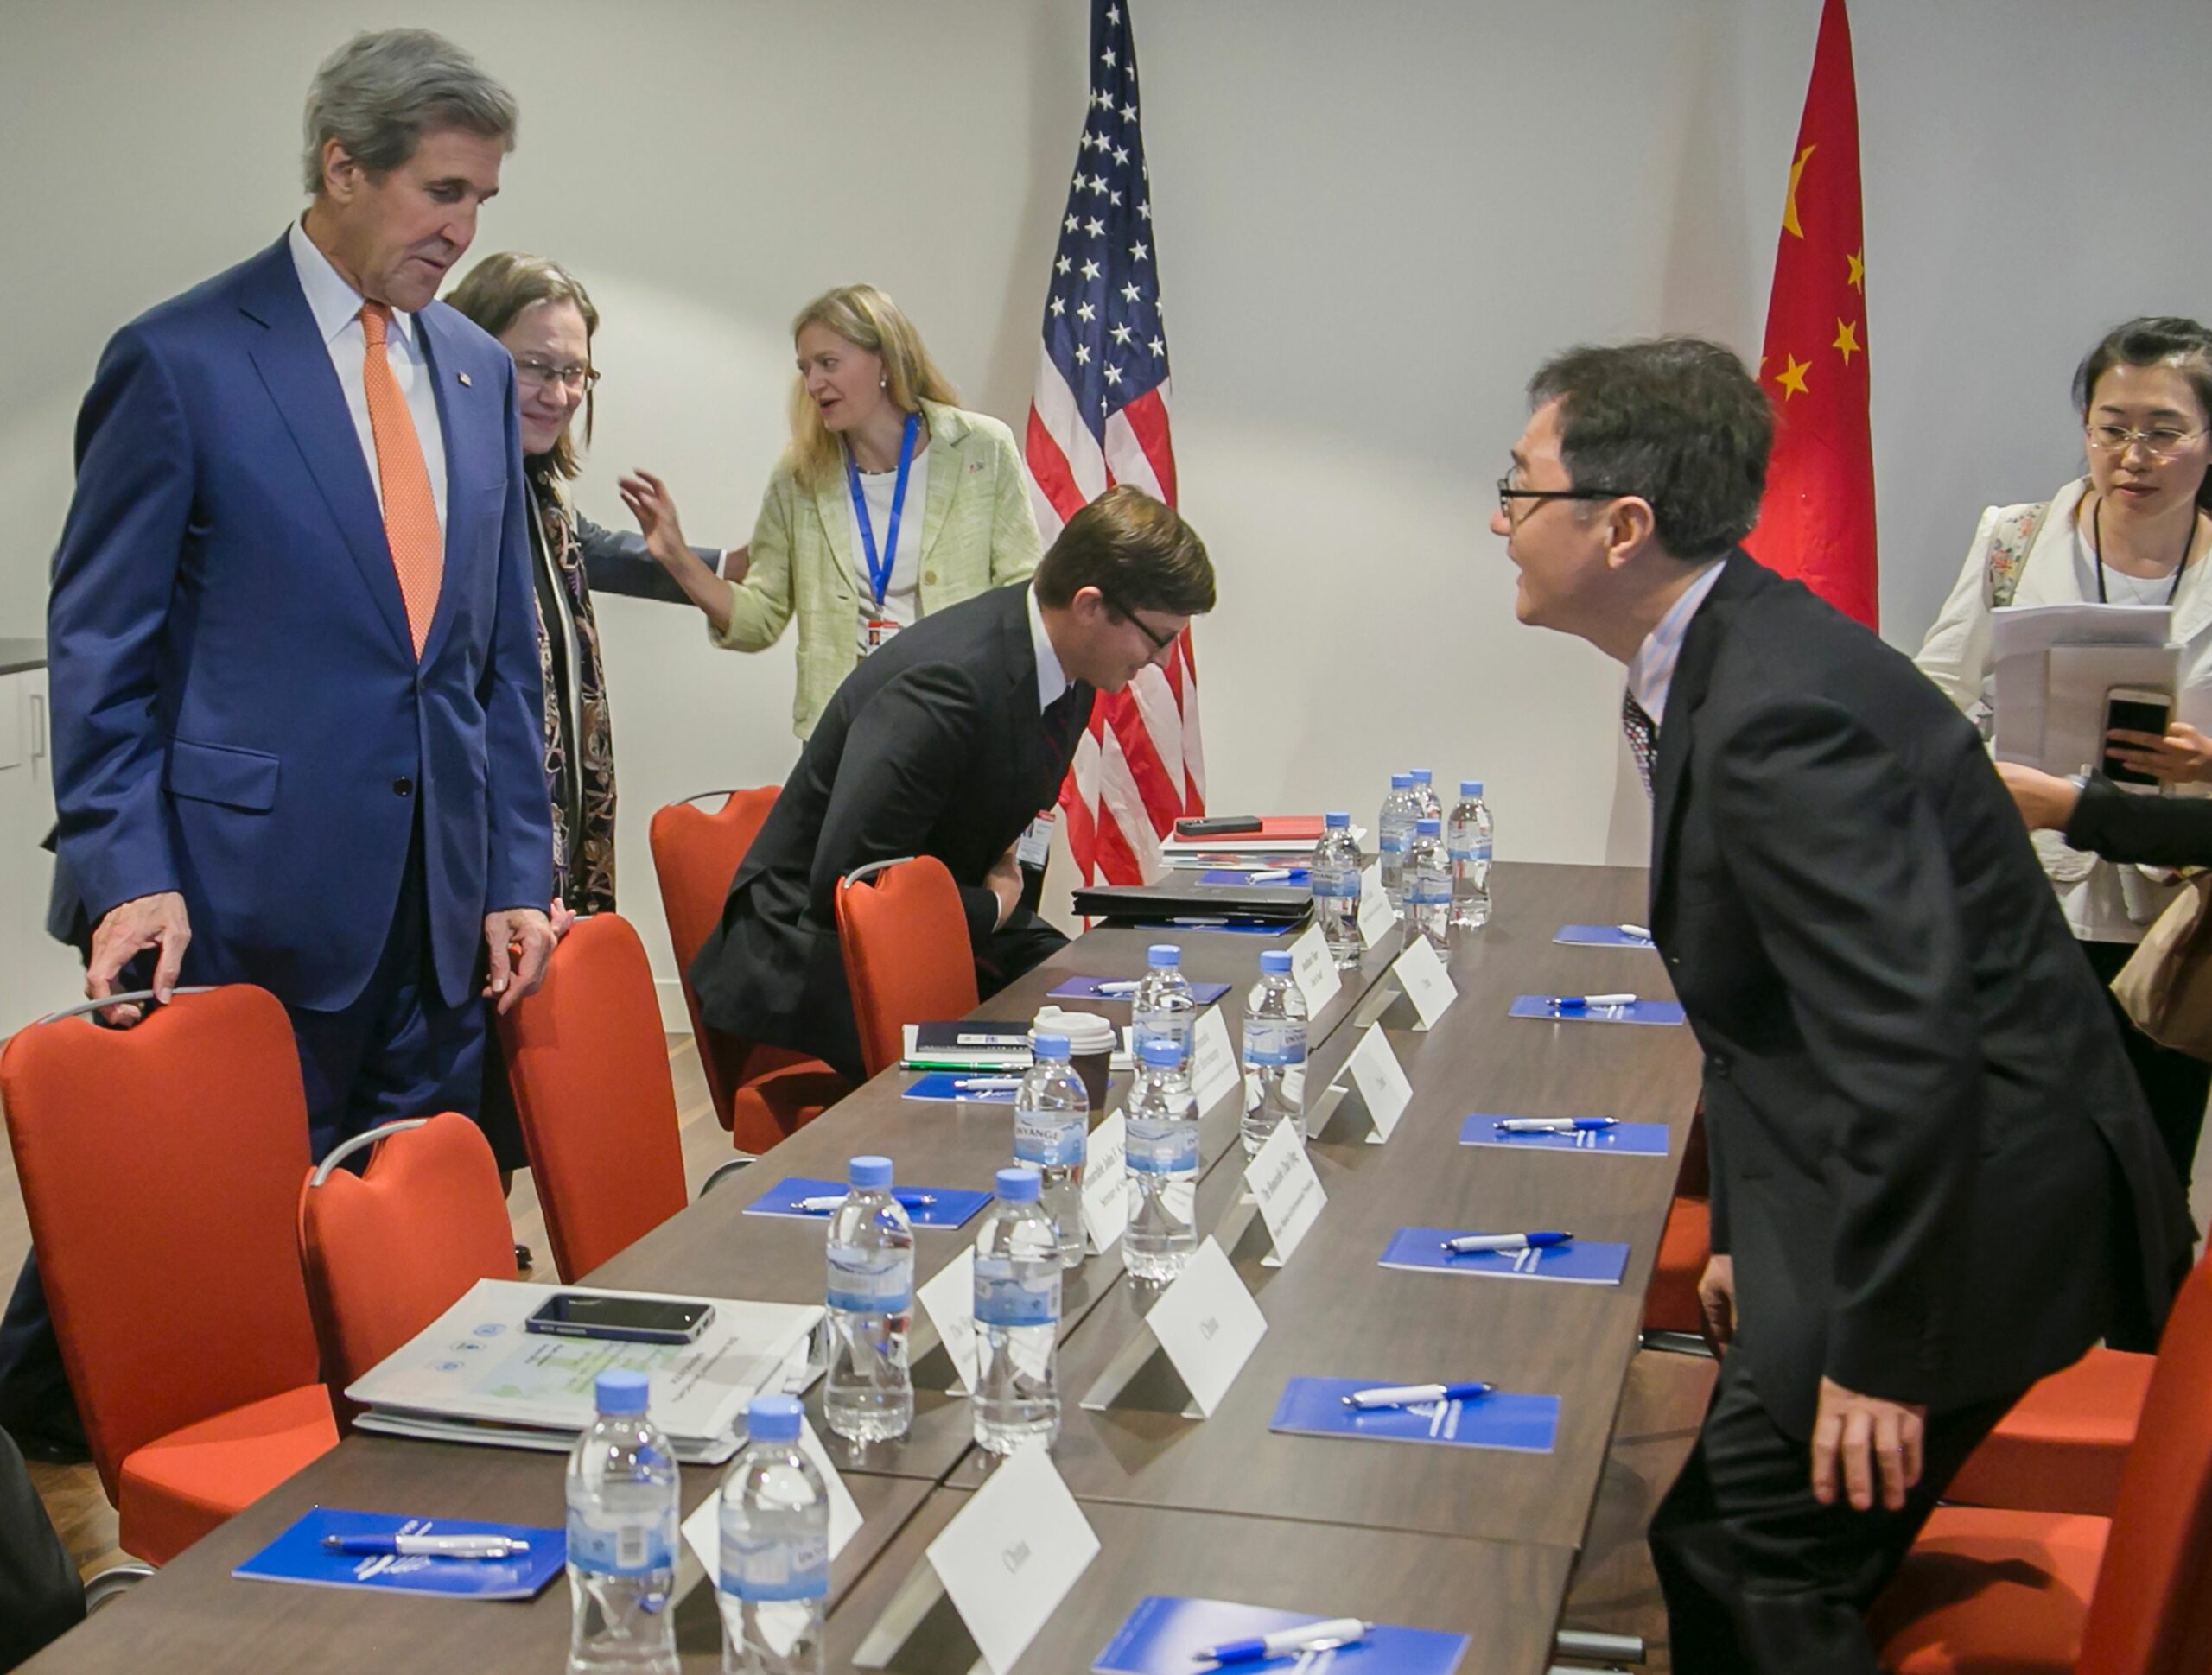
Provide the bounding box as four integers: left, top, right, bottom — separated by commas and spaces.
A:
1096, 586, 1179, 652
1497, 478, 1636, 524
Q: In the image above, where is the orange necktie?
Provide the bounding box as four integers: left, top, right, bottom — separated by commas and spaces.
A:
359, 302, 442, 657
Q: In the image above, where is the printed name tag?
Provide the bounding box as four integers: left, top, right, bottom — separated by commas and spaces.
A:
915, 1247, 980, 1393
1189, 1008, 1241, 1115
1390, 935, 1458, 1030
1357, 862, 1396, 948
1145, 1236, 1268, 1417
1080, 1111, 1129, 1254
1242, 1120, 1325, 1266
1287, 923, 1344, 1014
1344, 1023, 1413, 1142
923, 1445, 1100, 1674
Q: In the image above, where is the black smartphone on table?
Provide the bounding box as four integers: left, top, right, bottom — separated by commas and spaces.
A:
1174, 815, 1263, 837
524, 1293, 715, 1345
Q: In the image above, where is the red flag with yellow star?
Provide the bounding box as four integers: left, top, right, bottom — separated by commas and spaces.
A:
1745, 0, 1876, 627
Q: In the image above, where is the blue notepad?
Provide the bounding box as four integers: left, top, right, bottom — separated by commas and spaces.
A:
1553, 923, 1656, 949
232, 1507, 564, 1599
1093, 1596, 1469, 1674
1198, 867, 1311, 886
742, 1175, 992, 1229
1458, 1115, 1672, 1157
1509, 993, 1685, 1025
1050, 975, 1233, 1004
901, 1072, 1020, 1104
1378, 1227, 1630, 1285
1268, 1377, 1559, 1454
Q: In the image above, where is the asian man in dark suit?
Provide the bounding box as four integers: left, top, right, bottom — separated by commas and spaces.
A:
690, 485, 1213, 1084
1493, 337, 2194, 1675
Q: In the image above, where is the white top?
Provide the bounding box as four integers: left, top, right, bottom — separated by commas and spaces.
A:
1026, 582, 1069, 714
846, 447, 930, 654
286, 219, 448, 534
1625, 558, 1726, 727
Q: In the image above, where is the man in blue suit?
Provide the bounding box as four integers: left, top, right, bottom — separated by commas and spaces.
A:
3, 30, 556, 1454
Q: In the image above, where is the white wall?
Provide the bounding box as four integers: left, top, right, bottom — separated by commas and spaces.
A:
9, 0, 2212, 1001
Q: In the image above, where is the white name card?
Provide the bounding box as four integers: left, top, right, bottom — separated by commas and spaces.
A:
923, 1444, 1099, 1675
1357, 861, 1396, 949
914, 1246, 980, 1394
1389, 934, 1459, 1030
1242, 1119, 1325, 1266
1145, 1235, 1268, 1416
1189, 1006, 1241, 1115
1287, 923, 1344, 1015
1344, 1023, 1413, 1143
681, 1415, 863, 1574
1080, 1110, 1129, 1254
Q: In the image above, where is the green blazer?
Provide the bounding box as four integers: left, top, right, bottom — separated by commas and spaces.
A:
713, 400, 1043, 739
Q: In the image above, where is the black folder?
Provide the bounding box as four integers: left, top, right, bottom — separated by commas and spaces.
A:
1069, 881, 1313, 928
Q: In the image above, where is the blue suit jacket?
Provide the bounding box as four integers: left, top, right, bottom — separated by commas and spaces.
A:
48, 233, 552, 1013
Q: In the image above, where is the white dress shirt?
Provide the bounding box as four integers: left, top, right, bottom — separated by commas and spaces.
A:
846, 449, 931, 653
1626, 558, 1727, 728
1026, 582, 1069, 714
287, 219, 449, 534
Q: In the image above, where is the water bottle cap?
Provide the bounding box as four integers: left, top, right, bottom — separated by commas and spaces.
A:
1146, 943, 1183, 968
1141, 1037, 1184, 1067
995, 1165, 1043, 1202
849, 1154, 893, 1190
1390, 773, 1414, 789
1325, 810, 1350, 828
1031, 1032, 1071, 1060
747, 1393, 803, 1443
1260, 949, 1294, 974
594, 1369, 651, 1415
1461, 779, 1484, 796
1416, 816, 1441, 835
1411, 768, 1433, 783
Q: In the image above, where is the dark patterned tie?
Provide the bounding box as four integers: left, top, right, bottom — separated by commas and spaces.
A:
1623, 692, 1658, 800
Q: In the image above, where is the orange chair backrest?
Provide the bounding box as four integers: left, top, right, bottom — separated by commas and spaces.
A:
2080, 1249, 2212, 1675
496, 912, 688, 1280
297, 1113, 517, 1428
0, 987, 321, 1501
650, 789, 816, 1127
835, 856, 981, 1080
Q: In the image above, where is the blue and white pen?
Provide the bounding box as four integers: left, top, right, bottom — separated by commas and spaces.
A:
322, 1532, 530, 1559
1493, 1116, 1618, 1134
951, 1076, 1024, 1091
1244, 868, 1292, 884
1444, 1230, 1574, 1254
794, 1190, 939, 1213
1617, 924, 1652, 941
1093, 980, 1142, 997
1549, 992, 1637, 1012
1339, 1380, 1493, 1411
1195, 1618, 1373, 1664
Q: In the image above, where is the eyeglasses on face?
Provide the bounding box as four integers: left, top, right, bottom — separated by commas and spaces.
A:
1496, 477, 1636, 525
514, 355, 600, 392
2086, 423, 2205, 460
1096, 586, 1179, 653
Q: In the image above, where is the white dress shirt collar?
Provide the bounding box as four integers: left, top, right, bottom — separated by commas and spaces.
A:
287, 218, 419, 352
1026, 583, 1070, 714
1625, 557, 1727, 727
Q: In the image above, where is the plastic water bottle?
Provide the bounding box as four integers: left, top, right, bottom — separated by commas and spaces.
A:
1406, 816, 1452, 950
1013, 1033, 1088, 1269
972, 1167, 1063, 1454
1123, 1038, 1200, 1283
1310, 811, 1363, 969
717, 1393, 827, 1675
1448, 779, 1494, 930
1131, 942, 1196, 1070
823, 1155, 913, 1444
1377, 773, 1417, 915
1240, 949, 1309, 1154
566, 1370, 679, 1675
1409, 767, 1443, 821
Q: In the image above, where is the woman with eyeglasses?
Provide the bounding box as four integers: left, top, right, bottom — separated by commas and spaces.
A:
620, 282, 1042, 740
1917, 314, 2212, 1188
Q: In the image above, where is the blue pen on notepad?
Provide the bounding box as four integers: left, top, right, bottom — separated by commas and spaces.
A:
950, 1076, 1024, 1091
321, 1532, 531, 1559
1195, 1617, 1374, 1664
1549, 992, 1637, 1012
1443, 1230, 1574, 1254
793, 1190, 939, 1214
1093, 980, 1141, 997
1339, 1380, 1493, 1411
1618, 923, 1651, 940
1493, 1116, 1618, 1135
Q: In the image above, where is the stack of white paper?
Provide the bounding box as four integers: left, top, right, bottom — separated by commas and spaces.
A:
346, 1279, 821, 1466
1990, 602, 2177, 776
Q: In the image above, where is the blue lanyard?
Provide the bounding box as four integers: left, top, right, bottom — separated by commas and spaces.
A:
844, 411, 920, 610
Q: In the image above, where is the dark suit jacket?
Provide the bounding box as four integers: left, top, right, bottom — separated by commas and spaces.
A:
1650, 552, 2193, 1437
2065, 774, 2212, 866
690, 582, 1091, 1078
48, 233, 551, 1012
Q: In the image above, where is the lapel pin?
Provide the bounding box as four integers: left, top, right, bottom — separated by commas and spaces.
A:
458, 371, 473, 387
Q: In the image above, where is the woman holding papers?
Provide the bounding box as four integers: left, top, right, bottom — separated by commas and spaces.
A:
1916, 315, 2212, 1186
627, 284, 1041, 740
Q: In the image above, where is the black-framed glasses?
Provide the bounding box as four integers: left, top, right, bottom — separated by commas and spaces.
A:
1097, 586, 1179, 652
1497, 478, 1635, 525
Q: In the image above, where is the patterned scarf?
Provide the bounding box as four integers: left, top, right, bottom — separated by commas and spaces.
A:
532, 486, 619, 914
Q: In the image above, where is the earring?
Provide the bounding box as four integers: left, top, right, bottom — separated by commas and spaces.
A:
880, 376, 888, 389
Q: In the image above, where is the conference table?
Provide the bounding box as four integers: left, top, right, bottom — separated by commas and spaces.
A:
24, 860, 1700, 1674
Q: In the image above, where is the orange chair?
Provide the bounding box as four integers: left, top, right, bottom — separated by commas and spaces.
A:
1641, 1107, 1714, 1353
297, 1113, 518, 1430
497, 912, 692, 1280
1868, 1252, 2212, 1675
649, 788, 848, 1152
835, 855, 981, 1081
0, 988, 339, 1564
1944, 1348, 2154, 1519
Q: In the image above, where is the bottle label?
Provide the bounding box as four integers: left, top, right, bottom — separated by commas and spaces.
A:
1449, 841, 1493, 864
1240, 1022, 1307, 1067
568, 1502, 676, 1577
973, 1254, 1062, 1327
1379, 833, 1409, 853
722, 1531, 830, 1602
826, 1245, 912, 1314
1125, 1119, 1199, 1175
1408, 879, 1452, 904
1014, 1112, 1086, 1168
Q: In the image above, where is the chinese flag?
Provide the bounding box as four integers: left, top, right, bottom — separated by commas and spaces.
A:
1745, 0, 1877, 629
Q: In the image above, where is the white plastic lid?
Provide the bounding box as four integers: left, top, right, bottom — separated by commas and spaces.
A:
1032, 1006, 1117, 1053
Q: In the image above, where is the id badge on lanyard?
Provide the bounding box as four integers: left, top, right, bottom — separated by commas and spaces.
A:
847, 412, 919, 657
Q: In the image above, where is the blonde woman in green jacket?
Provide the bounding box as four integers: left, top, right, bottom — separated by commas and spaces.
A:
622, 284, 1042, 739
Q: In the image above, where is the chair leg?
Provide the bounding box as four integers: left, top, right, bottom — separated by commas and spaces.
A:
84, 1562, 156, 1612
1638, 1329, 1717, 1359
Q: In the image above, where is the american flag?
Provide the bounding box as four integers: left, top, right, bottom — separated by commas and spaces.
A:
1024, 0, 1203, 888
